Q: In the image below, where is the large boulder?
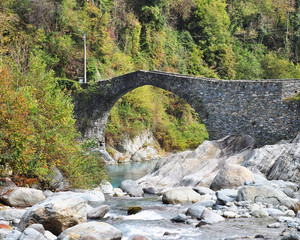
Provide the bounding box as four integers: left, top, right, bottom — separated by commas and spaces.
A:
18, 194, 87, 236
138, 135, 255, 190
119, 180, 144, 197
57, 222, 122, 240
237, 185, 299, 210
210, 163, 255, 191
242, 137, 300, 184
54, 190, 105, 207
162, 187, 202, 204
0, 187, 46, 207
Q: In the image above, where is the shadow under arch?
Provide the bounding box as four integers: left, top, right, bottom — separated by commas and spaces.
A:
105, 84, 209, 153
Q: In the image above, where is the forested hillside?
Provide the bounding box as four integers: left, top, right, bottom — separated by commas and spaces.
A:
0, 0, 299, 187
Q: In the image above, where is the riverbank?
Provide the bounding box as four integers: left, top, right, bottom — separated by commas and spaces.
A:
0, 134, 299, 239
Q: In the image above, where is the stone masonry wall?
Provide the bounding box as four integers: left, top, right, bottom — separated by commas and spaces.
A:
73, 71, 300, 148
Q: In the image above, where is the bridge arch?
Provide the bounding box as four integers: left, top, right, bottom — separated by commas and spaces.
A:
74, 71, 300, 149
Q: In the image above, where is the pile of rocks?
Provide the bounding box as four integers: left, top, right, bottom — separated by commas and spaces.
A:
0, 186, 121, 240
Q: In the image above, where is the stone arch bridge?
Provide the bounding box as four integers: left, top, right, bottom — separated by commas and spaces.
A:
74, 70, 300, 149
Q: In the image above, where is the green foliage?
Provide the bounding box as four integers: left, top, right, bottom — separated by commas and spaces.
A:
106, 86, 209, 151
0, 54, 106, 188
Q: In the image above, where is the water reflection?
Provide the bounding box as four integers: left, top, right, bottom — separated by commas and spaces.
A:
106, 160, 158, 188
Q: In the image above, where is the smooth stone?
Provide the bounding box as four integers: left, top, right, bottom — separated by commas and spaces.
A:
251, 209, 269, 218
267, 222, 281, 228
99, 181, 114, 194
57, 221, 122, 240
27, 223, 45, 235
199, 209, 225, 224
128, 235, 152, 240
162, 187, 202, 204
0, 187, 46, 207
87, 205, 110, 219
171, 214, 187, 223
210, 163, 255, 191
4, 230, 22, 240
114, 188, 126, 197
19, 227, 48, 240
0, 208, 26, 221
266, 208, 285, 216
185, 205, 206, 219
216, 189, 237, 205
223, 211, 236, 218
143, 187, 159, 195
119, 180, 144, 197
285, 210, 296, 217
193, 186, 215, 196
44, 230, 57, 240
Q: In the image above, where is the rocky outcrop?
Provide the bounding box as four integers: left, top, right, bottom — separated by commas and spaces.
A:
237, 185, 298, 210
210, 163, 255, 191
242, 133, 300, 184
107, 130, 161, 163
57, 222, 122, 240
18, 194, 87, 235
138, 135, 255, 190
0, 187, 46, 207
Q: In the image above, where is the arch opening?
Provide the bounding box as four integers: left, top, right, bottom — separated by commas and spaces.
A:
104, 85, 209, 163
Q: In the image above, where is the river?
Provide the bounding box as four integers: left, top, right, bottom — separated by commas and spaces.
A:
103, 161, 286, 240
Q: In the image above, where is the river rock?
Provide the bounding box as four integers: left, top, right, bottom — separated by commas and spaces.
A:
113, 188, 126, 197
0, 187, 46, 207
251, 209, 269, 218
5, 230, 22, 240
210, 163, 255, 191
99, 181, 114, 194
27, 223, 45, 235
44, 230, 57, 240
128, 235, 152, 240
54, 189, 105, 207
193, 186, 215, 196
186, 205, 206, 219
19, 227, 48, 240
143, 187, 159, 195
119, 180, 144, 197
57, 222, 122, 240
138, 135, 255, 190
87, 204, 110, 219
0, 208, 26, 221
237, 185, 298, 210
18, 194, 87, 235
198, 209, 225, 224
242, 139, 300, 184
162, 187, 202, 204
171, 214, 187, 223
216, 189, 237, 205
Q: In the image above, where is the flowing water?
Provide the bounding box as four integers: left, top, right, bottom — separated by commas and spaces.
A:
104, 161, 286, 240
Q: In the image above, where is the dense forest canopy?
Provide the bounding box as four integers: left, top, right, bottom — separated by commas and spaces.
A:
0, 0, 299, 187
